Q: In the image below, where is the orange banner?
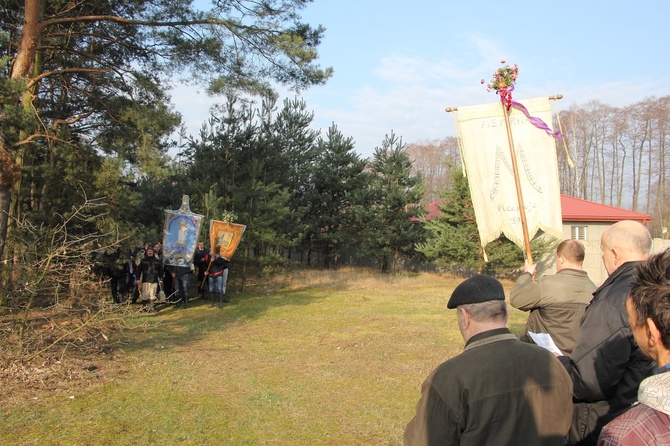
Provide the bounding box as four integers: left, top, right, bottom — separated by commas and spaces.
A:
209, 220, 246, 260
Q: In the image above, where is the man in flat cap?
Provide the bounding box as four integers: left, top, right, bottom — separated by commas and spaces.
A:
404, 274, 573, 446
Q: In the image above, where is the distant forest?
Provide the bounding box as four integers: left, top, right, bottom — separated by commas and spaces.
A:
408, 96, 670, 239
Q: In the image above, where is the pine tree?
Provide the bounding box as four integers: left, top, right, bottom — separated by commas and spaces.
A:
1, 0, 332, 261
266, 97, 321, 256
359, 131, 425, 273
417, 169, 484, 272
302, 124, 369, 267
418, 169, 555, 275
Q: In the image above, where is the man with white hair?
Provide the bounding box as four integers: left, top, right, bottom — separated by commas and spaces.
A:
558, 220, 656, 445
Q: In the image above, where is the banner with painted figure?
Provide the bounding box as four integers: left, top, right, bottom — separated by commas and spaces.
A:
209, 220, 246, 260
456, 97, 563, 251
162, 197, 204, 267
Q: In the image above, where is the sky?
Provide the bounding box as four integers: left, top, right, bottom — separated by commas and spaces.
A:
171, 0, 670, 158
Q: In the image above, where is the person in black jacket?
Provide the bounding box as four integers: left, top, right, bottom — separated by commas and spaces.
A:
171, 264, 193, 309
204, 249, 230, 308
126, 254, 139, 304
136, 245, 163, 312
193, 241, 210, 299
598, 248, 670, 444
103, 246, 127, 304
558, 220, 655, 445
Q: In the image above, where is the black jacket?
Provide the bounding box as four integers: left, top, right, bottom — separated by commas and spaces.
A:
558, 261, 655, 445
194, 248, 209, 266
137, 255, 163, 284
208, 255, 230, 277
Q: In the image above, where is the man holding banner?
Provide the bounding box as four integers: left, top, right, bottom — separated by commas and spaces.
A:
162, 196, 203, 308
194, 241, 210, 299
204, 217, 246, 308
204, 250, 230, 308
172, 264, 193, 309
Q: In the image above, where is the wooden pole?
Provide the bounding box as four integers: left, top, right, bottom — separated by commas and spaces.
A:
501, 103, 533, 264
201, 258, 213, 289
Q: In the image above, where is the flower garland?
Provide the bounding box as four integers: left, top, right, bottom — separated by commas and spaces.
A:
221, 210, 238, 224
482, 60, 518, 109
482, 60, 563, 139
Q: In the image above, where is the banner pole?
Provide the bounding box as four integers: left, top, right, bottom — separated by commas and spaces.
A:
501, 103, 533, 264
201, 257, 213, 289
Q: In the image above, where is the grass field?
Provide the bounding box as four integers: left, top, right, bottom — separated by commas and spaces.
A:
0, 269, 527, 445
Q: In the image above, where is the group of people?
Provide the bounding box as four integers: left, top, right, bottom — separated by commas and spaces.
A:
96, 240, 231, 312
405, 220, 670, 445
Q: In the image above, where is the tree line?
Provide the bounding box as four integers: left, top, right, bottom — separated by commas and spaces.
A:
3, 1, 669, 363
2, 1, 669, 310
178, 95, 425, 274
407, 96, 670, 240
556, 97, 669, 238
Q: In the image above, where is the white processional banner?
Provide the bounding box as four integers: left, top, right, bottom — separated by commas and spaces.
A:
456, 97, 563, 251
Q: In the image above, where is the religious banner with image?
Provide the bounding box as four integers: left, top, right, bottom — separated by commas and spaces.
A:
209, 220, 246, 260
162, 196, 203, 267
456, 96, 563, 251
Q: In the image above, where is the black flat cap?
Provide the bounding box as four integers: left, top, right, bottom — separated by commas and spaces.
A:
447, 274, 505, 309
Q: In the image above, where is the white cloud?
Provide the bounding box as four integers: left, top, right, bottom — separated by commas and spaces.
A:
169, 28, 670, 161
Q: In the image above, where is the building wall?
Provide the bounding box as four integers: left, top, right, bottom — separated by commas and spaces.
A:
561, 222, 611, 244
582, 239, 670, 285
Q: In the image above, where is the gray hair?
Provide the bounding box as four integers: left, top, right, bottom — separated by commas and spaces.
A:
460, 300, 508, 323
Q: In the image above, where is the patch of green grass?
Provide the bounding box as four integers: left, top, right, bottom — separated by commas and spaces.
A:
1, 270, 531, 445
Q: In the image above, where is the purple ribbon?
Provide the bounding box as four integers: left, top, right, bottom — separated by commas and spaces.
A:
499, 86, 563, 139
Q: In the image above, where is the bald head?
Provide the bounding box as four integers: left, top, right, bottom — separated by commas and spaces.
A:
601, 220, 652, 275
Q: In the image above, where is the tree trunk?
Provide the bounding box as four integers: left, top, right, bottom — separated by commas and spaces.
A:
12, 0, 43, 80
0, 183, 10, 263
0, 0, 43, 261
393, 246, 399, 273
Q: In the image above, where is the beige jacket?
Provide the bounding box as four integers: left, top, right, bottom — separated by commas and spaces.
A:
510, 268, 596, 355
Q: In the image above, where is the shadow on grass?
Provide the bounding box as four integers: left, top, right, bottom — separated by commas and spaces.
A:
116, 269, 471, 355
117, 276, 338, 354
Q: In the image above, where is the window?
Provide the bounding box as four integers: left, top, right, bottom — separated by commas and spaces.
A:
571, 226, 587, 240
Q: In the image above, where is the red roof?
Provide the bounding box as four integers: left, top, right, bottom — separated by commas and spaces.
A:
424, 201, 442, 220
560, 195, 651, 223
420, 195, 652, 223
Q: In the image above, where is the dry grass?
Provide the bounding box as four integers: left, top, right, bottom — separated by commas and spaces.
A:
0, 268, 527, 445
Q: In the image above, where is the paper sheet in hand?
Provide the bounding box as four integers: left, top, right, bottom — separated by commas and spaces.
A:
528, 331, 563, 355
